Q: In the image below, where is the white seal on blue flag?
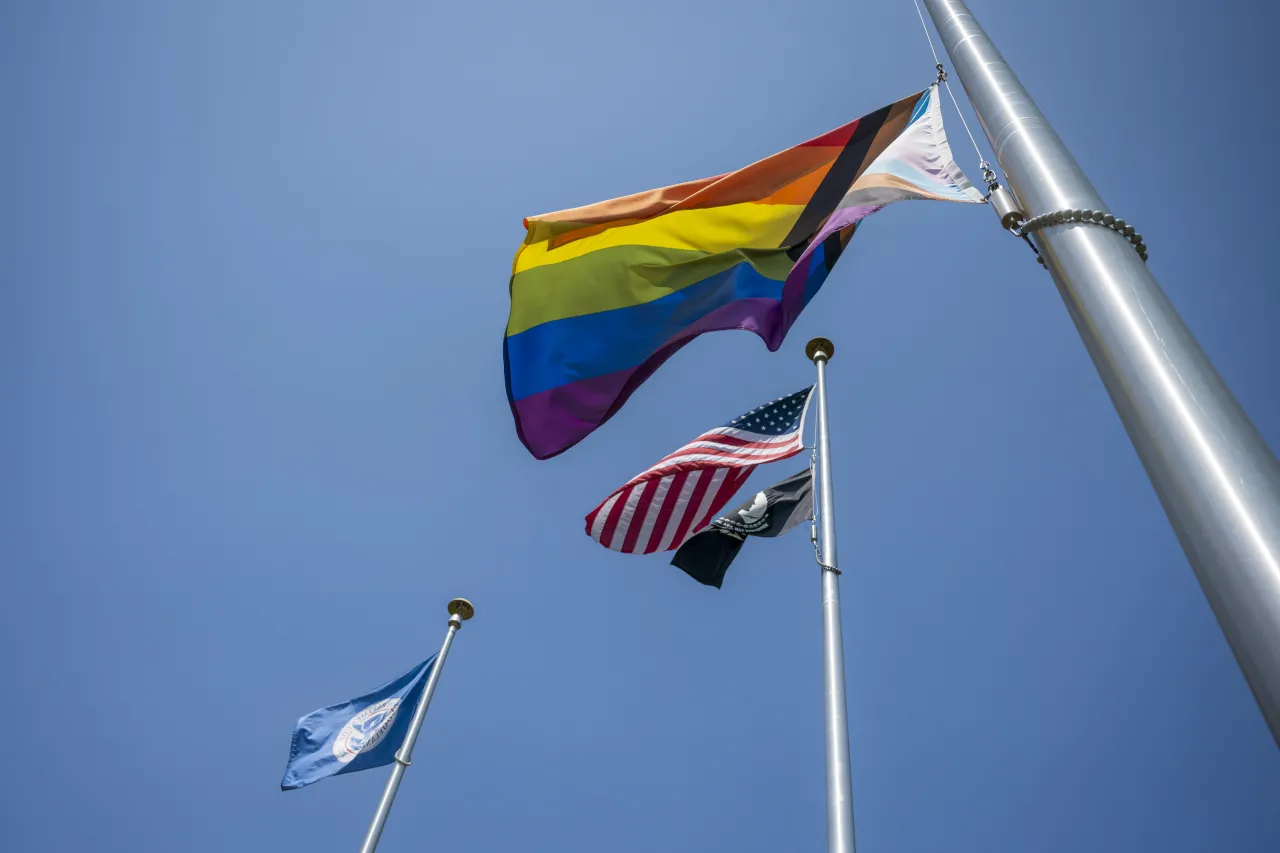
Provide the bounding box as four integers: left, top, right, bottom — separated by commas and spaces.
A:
332, 698, 401, 763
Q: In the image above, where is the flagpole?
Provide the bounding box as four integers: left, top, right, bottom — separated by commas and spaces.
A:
922, 0, 1280, 747
807, 338, 857, 853
358, 598, 474, 853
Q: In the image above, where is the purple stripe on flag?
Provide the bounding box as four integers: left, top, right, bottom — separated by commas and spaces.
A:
510, 297, 790, 459
779, 203, 885, 332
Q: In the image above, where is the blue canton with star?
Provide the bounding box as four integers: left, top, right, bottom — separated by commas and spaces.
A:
724, 386, 813, 435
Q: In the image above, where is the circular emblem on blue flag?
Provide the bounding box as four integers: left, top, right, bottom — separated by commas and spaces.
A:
332, 698, 401, 763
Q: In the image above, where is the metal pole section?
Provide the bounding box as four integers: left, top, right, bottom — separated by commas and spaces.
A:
807, 337, 857, 853
924, 0, 1280, 745
358, 598, 474, 853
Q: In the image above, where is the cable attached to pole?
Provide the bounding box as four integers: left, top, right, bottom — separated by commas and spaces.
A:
911, 0, 1052, 267
809, 444, 820, 562
911, 0, 942, 66
808, 443, 840, 574
911, 0, 985, 172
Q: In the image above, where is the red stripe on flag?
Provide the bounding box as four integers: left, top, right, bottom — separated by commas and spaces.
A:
667, 470, 713, 549
585, 490, 621, 540
644, 471, 688, 554
693, 468, 750, 534
658, 444, 802, 466
598, 486, 631, 549
692, 431, 798, 448
642, 447, 803, 480
620, 478, 660, 554
655, 434, 795, 462
799, 117, 861, 148
684, 476, 727, 541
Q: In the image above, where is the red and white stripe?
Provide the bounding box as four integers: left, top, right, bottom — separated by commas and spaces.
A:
584, 427, 806, 555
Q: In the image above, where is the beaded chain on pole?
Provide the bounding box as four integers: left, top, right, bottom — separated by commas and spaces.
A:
908, 0, 1150, 267
1016, 209, 1149, 264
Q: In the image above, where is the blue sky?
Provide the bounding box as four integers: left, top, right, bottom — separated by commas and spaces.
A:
3, 1, 1278, 851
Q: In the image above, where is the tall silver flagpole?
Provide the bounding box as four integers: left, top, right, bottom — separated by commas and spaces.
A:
358, 598, 474, 853
923, 0, 1280, 746
807, 337, 857, 853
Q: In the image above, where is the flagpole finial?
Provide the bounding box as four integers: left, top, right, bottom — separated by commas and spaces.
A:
805, 337, 834, 362
447, 598, 475, 622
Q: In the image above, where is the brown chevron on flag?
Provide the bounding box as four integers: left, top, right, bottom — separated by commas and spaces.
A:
584, 387, 813, 554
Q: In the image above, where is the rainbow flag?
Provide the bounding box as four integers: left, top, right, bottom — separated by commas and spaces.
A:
505, 85, 982, 459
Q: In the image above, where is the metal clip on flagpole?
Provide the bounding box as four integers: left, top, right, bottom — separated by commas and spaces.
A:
358, 598, 474, 853
806, 338, 857, 853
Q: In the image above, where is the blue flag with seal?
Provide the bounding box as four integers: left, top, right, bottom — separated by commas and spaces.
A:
281, 654, 437, 791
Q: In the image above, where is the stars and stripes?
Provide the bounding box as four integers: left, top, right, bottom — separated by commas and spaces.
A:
585, 387, 814, 554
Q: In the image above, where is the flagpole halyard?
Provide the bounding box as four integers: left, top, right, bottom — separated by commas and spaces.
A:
807, 338, 857, 853
358, 599, 473, 853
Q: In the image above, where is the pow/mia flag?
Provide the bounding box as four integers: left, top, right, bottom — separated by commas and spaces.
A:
671, 468, 814, 588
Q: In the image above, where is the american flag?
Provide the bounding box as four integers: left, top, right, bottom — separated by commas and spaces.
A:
585, 387, 814, 554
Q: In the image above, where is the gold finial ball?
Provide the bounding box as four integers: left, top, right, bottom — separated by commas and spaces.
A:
805, 337, 835, 362
448, 598, 475, 621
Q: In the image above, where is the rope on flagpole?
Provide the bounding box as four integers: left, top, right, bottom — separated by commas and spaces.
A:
910, 0, 943, 66
809, 444, 822, 564
911, 0, 988, 174
808, 443, 840, 574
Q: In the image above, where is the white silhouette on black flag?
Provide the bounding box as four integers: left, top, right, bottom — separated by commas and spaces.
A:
671, 468, 814, 588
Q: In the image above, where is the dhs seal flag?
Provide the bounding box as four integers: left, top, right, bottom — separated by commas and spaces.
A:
281, 654, 437, 790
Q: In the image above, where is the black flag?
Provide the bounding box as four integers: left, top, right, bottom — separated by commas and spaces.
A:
671, 468, 814, 588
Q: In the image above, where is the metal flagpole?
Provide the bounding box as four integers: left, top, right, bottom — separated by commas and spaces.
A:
358, 598, 474, 853
923, 0, 1280, 746
807, 337, 857, 853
